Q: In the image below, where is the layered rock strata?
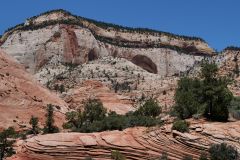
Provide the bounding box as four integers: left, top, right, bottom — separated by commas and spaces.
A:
0, 10, 214, 77
10, 120, 240, 160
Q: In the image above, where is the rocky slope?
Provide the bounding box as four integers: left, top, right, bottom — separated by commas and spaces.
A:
43, 55, 176, 111
216, 47, 240, 76
0, 49, 68, 130
64, 80, 135, 114
215, 47, 240, 96
9, 120, 240, 160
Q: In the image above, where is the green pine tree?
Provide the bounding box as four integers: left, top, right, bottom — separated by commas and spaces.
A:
29, 116, 39, 135
0, 127, 16, 160
201, 61, 233, 121
43, 104, 59, 133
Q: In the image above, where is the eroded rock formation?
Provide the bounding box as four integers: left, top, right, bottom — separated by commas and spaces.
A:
64, 80, 135, 114
10, 120, 240, 160
0, 10, 214, 77
131, 55, 158, 74
0, 49, 68, 130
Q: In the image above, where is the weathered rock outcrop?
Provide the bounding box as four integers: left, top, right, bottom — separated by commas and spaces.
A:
214, 47, 240, 96
0, 10, 214, 77
9, 127, 202, 160
131, 55, 158, 74
0, 49, 68, 130
216, 47, 240, 77
65, 80, 135, 114
10, 120, 240, 160
41, 55, 176, 112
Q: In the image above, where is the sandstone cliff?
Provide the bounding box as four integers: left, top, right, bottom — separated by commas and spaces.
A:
0, 9, 214, 78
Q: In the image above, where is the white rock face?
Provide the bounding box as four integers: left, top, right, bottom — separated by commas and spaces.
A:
1, 25, 60, 72
100, 44, 202, 76
0, 10, 214, 77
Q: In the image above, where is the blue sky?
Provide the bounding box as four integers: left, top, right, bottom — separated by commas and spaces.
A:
0, 0, 239, 51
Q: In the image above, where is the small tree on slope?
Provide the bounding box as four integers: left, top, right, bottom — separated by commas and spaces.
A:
0, 127, 16, 160
43, 104, 59, 134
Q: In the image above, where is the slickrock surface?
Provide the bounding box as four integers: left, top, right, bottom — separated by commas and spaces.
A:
0, 49, 68, 130
10, 120, 240, 160
65, 80, 135, 114
8, 127, 200, 160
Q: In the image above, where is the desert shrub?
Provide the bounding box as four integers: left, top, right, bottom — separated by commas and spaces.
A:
134, 98, 162, 118
229, 96, 240, 120
234, 57, 239, 77
162, 90, 167, 95
29, 116, 39, 135
117, 82, 131, 92
159, 152, 168, 160
80, 120, 105, 133
0, 127, 16, 160
63, 99, 106, 132
209, 143, 238, 160
54, 84, 59, 91
172, 120, 189, 133
74, 112, 161, 133
64, 99, 162, 133
125, 114, 161, 127
43, 104, 59, 134
182, 156, 193, 160
111, 150, 126, 160
53, 31, 61, 38
101, 112, 125, 131
59, 84, 65, 93
64, 62, 79, 70
83, 99, 107, 123
19, 132, 27, 140
63, 109, 83, 131
199, 152, 208, 160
